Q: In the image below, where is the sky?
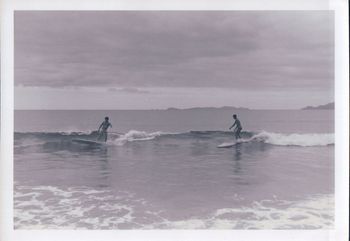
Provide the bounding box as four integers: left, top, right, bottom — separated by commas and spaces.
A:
14, 11, 334, 110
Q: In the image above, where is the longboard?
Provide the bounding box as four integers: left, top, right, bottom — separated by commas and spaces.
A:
72, 138, 105, 145
217, 139, 250, 148
217, 142, 237, 148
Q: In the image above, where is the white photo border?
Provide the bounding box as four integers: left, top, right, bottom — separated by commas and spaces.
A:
1, 0, 348, 241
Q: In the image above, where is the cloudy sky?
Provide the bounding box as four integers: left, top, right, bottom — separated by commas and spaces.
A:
14, 11, 334, 110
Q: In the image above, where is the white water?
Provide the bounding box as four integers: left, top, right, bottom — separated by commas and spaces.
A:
109, 130, 335, 147
251, 131, 334, 147
14, 185, 334, 229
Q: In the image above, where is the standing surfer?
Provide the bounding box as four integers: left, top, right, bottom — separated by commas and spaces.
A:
97, 116, 112, 142
229, 114, 242, 140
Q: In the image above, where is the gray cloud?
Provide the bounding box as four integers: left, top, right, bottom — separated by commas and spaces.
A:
15, 11, 334, 91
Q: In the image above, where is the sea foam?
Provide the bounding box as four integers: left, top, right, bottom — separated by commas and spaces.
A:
111, 130, 169, 145
14, 184, 333, 229
251, 131, 334, 147
15, 129, 334, 147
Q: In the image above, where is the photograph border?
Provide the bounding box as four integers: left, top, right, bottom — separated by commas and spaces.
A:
1, 0, 349, 241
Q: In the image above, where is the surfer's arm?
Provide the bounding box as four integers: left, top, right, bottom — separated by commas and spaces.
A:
229, 121, 236, 130
98, 123, 103, 132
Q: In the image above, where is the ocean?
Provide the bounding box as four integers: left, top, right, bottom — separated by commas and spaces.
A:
14, 109, 334, 229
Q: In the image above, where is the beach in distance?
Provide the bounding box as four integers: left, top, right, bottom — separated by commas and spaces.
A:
14, 108, 334, 229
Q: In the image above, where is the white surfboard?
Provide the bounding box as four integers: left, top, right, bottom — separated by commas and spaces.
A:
217, 139, 250, 148
72, 138, 105, 145
217, 142, 237, 148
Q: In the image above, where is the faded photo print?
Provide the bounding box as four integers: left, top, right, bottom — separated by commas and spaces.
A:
14, 11, 334, 229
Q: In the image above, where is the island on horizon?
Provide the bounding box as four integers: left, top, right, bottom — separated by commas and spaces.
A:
15, 103, 337, 111
166, 106, 250, 111
301, 102, 334, 110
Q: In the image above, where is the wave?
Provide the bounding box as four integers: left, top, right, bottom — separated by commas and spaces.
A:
14, 184, 333, 229
112, 130, 170, 146
248, 131, 334, 147
153, 194, 334, 229
14, 130, 334, 147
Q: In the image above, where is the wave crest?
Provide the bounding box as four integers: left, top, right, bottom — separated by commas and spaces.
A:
14, 130, 334, 147
112, 130, 168, 146
251, 131, 334, 147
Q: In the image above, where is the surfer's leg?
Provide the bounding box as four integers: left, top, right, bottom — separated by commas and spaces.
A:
237, 128, 242, 139
234, 129, 238, 139
104, 132, 108, 142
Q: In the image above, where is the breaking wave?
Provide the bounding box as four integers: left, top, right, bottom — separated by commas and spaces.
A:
14, 184, 333, 229
112, 130, 169, 146
14, 130, 334, 148
247, 131, 334, 147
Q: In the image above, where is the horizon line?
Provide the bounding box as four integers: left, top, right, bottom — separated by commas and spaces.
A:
13, 102, 335, 111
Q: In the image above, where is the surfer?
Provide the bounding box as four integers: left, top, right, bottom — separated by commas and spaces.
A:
97, 117, 112, 142
229, 114, 242, 140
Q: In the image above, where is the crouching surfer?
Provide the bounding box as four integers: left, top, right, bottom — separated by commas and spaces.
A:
229, 114, 242, 140
97, 116, 112, 142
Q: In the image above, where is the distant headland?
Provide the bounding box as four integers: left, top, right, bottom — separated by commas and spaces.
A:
166, 106, 250, 111
301, 102, 334, 110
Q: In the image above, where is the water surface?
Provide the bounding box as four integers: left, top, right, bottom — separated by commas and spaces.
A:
14, 109, 334, 229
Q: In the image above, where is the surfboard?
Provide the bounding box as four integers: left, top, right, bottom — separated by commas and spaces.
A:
72, 138, 105, 145
217, 142, 237, 148
217, 139, 249, 148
